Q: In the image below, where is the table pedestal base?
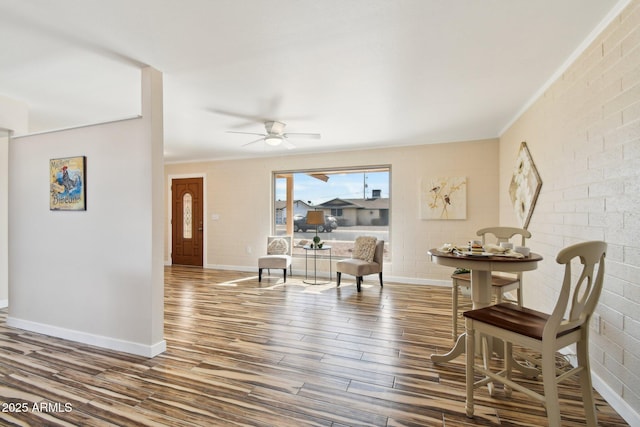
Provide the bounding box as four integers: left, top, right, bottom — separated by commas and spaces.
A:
431, 334, 466, 363
303, 279, 331, 285
430, 334, 539, 379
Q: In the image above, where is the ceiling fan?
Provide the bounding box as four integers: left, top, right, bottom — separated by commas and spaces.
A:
227, 121, 320, 149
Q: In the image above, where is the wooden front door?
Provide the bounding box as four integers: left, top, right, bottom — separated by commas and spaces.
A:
172, 178, 203, 266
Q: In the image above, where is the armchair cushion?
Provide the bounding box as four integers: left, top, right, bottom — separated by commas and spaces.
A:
259, 255, 291, 269
352, 236, 377, 262
267, 237, 289, 255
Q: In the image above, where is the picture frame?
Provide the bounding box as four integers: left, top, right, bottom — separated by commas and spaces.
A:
50, 156, 86, 211
421, 176, 467, 220
509, 142, 541, 228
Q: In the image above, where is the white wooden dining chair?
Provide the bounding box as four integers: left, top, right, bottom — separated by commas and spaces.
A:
451, 226, 531, 339
463, 240, 606, 427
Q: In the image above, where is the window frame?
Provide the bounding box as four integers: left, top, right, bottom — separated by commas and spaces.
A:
273, 165, 391, 260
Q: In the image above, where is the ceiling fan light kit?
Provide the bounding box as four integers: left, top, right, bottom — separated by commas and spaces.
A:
264, 136, 282, 146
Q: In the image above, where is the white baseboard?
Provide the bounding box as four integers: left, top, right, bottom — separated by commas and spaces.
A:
0, 299, 8, 309
592, 372, 640, 427
165, 261, 450, 288
202, 263, 450, 287
385, 275, 449, 287
6, 316, 166, 358
206, 263, 254, 272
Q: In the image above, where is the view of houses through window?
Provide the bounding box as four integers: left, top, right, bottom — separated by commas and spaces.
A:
274, 167, 390, 260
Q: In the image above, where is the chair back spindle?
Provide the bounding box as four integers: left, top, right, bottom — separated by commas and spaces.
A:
547, 241, 606, 339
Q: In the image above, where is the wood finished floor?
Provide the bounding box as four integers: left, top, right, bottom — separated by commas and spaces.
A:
0, 266, 629, 426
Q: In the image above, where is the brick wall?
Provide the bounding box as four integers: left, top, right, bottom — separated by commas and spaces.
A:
500, 0, 640, 419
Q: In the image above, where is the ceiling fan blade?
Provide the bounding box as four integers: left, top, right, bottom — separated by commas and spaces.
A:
241, 137, 265, 147
207, 108, 271, 123
227, 131, 266, 137
282, 139, 296, 150
283, 132, 321, 139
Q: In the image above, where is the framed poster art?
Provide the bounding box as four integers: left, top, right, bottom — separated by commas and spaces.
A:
509, 142, 541, 228
420, 176, 467, 220
50, 156, 86, 211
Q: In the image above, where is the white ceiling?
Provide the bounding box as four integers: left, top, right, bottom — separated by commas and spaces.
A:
0, 0, 624, 162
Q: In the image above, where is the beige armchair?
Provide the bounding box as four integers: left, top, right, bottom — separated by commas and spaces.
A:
258, 236, 292, 282
336, 237, 384, 292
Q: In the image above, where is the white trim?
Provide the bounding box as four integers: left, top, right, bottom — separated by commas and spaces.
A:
167, 173, 207, 267
385, 276, 448, 287
202, 263, 449, 287
500, 0, 633, 136
10, 115, 143, 138
6, 316, 166, 358
205, 264, 255, 272
593, 372, 640, 427
0, 299, 7, 309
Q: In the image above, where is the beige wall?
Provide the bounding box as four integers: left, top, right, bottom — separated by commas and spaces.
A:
500, 0, 640, 418
165, 138, 499, 284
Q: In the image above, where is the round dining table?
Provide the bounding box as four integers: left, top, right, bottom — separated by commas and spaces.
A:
428, 248, 543, 364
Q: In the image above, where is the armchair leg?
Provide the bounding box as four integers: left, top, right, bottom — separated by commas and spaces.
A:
357, 276, 362, 292
283, 268, 287, 283
378, 272, 383, 287
337, 272, 341, 287
259, 268, 263, 282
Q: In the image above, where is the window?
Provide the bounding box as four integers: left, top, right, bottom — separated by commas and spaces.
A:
274, 166, 390, 259
183, 193, 193, 239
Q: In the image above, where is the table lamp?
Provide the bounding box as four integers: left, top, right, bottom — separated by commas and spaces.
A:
306, 210, 324, 248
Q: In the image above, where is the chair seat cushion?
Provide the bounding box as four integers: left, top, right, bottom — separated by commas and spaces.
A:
463, 303, 578, 340
336, 258, 380, 276
451, 272, 518, 287
258, 254, 291, 269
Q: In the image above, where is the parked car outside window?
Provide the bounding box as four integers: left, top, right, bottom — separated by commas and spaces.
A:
293, 214, 335, 232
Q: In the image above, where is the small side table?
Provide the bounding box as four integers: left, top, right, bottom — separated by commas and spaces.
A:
303, 245, 332, 285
